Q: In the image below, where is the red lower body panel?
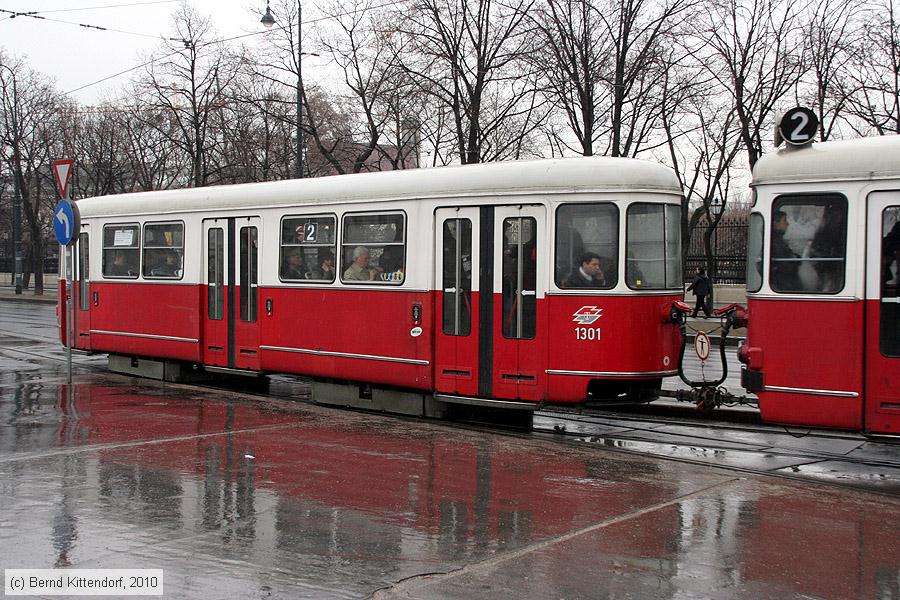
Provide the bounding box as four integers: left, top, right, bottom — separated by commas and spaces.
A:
746, 298, 863, 430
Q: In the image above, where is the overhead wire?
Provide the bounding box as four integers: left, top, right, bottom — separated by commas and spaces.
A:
0, 8, 182, 40
8, 0, 413, 97
20, 1, 180, 14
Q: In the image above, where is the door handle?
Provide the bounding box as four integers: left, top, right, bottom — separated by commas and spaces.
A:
92, 291, 99, 306
444, 287, 457, 293
266, 298, 273, 316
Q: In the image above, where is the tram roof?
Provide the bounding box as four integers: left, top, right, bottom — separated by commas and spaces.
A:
76, 156, 681, 218
752, 135, 900, 186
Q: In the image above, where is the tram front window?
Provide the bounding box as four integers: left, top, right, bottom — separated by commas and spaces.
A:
555, 203, 618, 289
626, 204, 681, 289
769, 194, 847, 294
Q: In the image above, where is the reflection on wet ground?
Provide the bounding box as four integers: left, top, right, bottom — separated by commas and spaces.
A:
1, 303, 899, 598
1, 369, 898, 599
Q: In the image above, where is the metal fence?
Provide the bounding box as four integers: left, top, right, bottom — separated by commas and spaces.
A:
686, 217, 748, 285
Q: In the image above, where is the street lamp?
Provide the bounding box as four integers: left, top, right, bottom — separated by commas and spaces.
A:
0, 63, 23, 294
261, 1, 305, 179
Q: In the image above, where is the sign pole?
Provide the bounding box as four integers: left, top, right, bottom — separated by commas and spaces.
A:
67, 245, 73, 385
52, 159, 77, 388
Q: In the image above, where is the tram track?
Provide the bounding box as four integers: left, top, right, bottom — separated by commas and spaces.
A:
1, 328, 898, 496
533, 408, 899, 468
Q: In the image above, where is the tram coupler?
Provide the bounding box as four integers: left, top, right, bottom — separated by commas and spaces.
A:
666, 300, 749, 412
659, 386, 754, 413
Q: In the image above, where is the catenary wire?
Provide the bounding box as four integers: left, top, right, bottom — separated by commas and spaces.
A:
55, 0, 411, 96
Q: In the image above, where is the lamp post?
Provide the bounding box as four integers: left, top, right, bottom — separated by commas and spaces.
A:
707, 198, 724, 301
1, 63, 23, 294
261, 1, 305, 179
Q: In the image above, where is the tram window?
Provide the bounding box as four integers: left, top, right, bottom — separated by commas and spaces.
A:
442, 219, 472, 336
502, 216, 537, 339
142, 222, 184, 279
747, 213, 764, 293
280, 215, 336, 282
555, 203, 618, 289
770, 195, 847, 294
340, 212, 406, 284
207, 228, 224, 320
239, 226, 258, 322
102, 224, 140, 278
881, 206, 900, 356
625, 204, 682, 289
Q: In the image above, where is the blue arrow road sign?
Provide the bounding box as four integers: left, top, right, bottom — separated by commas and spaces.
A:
54, 199, 80, 246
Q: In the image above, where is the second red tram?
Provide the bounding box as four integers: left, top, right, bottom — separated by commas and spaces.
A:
59, 157, 685, 413
739, 135, 900, 435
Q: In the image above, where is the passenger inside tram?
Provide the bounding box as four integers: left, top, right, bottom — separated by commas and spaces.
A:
884, 239, 899, 294
313, 251, 335, 281
770, 210, 799, 291
108, 250, 136, 277
281, 249, 311, 280
150, 249, 181, 277
625, 251, 644, 288
343, 246, 382, 281
810, 205, 846, 292
563, 252, 607, 288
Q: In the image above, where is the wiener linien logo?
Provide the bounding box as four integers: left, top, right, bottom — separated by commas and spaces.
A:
572, 306, 603, 325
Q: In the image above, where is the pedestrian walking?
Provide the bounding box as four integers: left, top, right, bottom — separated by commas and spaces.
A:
686, 267, 712, 318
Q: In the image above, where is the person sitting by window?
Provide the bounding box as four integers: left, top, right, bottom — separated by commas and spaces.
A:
770, 210, 799, 290
343, 246, 382, 281
884, 240, 899, 295
564, 252, 606, 288
311, 251, 335, 281
281, 249, 310, 280
108, 250, 135, 277
153, 250, 181, 277
626, 252, 645, 287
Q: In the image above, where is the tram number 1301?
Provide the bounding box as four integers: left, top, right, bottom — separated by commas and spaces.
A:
575, 327, 601, 341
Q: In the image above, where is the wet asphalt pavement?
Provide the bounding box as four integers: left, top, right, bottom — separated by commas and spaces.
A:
1, 303, 899, 599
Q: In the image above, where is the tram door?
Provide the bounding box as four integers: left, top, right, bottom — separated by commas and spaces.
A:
865, 192, 900, 434
494, 206, 546, 401
202, 216, 261, 371
75, 226, 91, 350
434, 208, 481, 396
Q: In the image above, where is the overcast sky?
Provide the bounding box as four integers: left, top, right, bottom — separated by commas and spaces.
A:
1, 0, 283, 103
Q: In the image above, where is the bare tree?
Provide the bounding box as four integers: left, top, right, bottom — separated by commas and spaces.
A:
800, 0, 860, 140
395, 0, 539, 164
602, 0, 694, 157
0, 55, 63, 294
70, 106, 133, 198
316, 0, 386, 172
137, 5, 238, 187
117, 100, 191, 191
530, 0, 610, 156
845, 0, 900, 135
221, 74, 295, 182
700, 0, 807, 168
663, 78, 744, 283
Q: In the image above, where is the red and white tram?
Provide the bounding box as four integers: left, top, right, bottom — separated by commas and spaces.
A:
740, 134, 900, 435
59, 157, 685, 414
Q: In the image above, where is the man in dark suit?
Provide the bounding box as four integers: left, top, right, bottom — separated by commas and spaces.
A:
564, 252, 606, 288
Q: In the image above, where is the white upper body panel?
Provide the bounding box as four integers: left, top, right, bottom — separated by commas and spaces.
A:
76, 156, 682, 218
752, 135, 900, 187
